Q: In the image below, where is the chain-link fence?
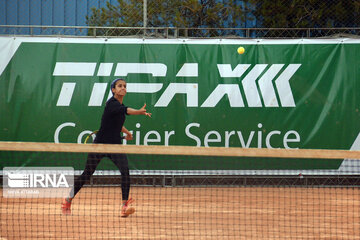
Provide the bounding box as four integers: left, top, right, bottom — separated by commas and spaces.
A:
1, 25, 359, 38
0, 0, 360, 38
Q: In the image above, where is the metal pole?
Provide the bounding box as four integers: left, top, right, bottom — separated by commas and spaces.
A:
143, 0, 147, 28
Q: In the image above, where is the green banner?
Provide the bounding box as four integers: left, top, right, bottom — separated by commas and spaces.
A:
1, 37, 360, 173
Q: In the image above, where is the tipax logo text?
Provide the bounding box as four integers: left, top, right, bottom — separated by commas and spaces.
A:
54, 62, 301, 108
3, 167, 74, 198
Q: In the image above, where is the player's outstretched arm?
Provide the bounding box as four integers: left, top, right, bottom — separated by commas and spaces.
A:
127, 103, 152, 117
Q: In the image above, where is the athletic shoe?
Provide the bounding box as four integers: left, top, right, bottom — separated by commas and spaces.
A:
61, 197, 72, 215
121, 198, 135, 217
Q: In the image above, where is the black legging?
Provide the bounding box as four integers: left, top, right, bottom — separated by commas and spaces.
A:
72, 153, 130, 200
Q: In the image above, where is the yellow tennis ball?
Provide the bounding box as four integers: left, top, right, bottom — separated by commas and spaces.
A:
237, 47, 245, 54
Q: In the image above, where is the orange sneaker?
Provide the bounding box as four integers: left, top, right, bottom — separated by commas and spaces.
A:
61, 197, 72, 215
121, 198, 135, 217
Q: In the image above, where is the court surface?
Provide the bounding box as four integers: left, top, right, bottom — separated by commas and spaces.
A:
1, 186, 359, 239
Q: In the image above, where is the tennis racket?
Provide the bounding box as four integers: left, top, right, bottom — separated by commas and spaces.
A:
84, 130, 126, 144
84, 130, 98, 144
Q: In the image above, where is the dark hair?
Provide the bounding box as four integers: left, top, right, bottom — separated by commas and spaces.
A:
110, 78, 126, 89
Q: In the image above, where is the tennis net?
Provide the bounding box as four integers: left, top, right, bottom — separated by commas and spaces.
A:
0, 142, 359, 239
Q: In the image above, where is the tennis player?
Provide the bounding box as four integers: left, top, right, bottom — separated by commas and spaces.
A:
62, 78, 151, 217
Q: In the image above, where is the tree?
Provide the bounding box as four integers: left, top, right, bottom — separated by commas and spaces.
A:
249, 0, 360, 28
247, 0, 360, 37
86, 0, 359, 37
86, 0, 250, 37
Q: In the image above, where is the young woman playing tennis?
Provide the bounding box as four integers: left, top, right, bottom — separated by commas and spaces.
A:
62, 78, 151, 217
